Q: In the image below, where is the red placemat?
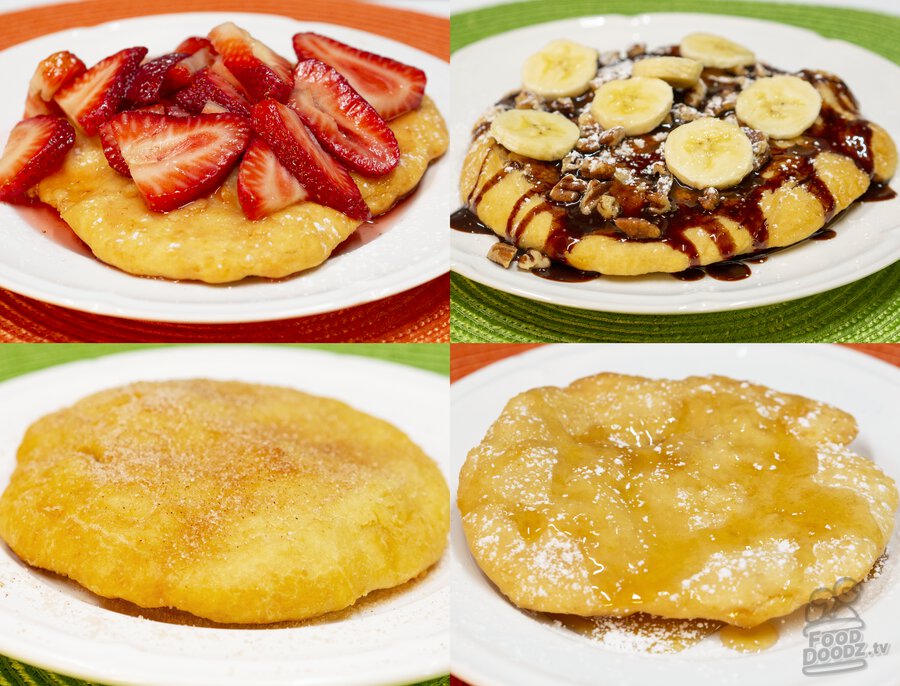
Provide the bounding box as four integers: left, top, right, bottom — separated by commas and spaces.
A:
0, 0, 449, 342
450, 343, 900, 382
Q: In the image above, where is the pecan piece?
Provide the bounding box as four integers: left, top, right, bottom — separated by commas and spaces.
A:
626, 43, 647, 59
579, 157, 615, 179
699, 187, 721, 211
598, 126, 626, 147
549, 174, 587, 203
517, 249, 551, 271
487, 242, 518, 268
514, 90, 543, 110
744, 128, 771, 170
614, 217, 662, 239
683, 79, 708, 108
579, 179, 607, 214
597, 195, 621, 219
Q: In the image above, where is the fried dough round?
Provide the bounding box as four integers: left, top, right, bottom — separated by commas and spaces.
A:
0, 380, 449, 624
458, 374, 898, 627
36, 97, 447, 283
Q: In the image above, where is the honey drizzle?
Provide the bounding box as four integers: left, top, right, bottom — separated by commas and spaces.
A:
720, 621, 780, 652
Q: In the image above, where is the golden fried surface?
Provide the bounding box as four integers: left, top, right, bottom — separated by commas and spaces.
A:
36, 97, 448, 283
458, 374, 897, 627
0, 380, 449, 624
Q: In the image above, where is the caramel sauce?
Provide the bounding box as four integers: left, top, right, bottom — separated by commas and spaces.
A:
450, 206, 494, 235
454, 58, 885, 276
720, 621, 780, 652
861, 182, 897, 202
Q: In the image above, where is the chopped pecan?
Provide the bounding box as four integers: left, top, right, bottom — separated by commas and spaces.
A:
575, 132, 602, 154
753, 63, 772, 78
683, 79, 708, 108
699, 187, 720, 211
514, 90, 543, 110
579, 157, 615, 179
647, 175, 673, 214
597, 195, 621, 219
704, 91, 737, 116
626, 43, 647, 59
561, 151, 585, 174
599, 50, 622, 66
517, 249, 551, 271
744, 127, 771, 170
598, 126, 626, 147
549, 174, 587, 203
579, 179, 607, 214
649, 160, 668, 176
487, 241, 518, 268
548, 96, 576, 115
672, 103, 703, 124
614, 217, 662, 239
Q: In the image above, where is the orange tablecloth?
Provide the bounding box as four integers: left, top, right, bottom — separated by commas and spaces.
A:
0, 0, 449, 342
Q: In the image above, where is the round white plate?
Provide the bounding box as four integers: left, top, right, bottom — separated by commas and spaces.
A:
0, 346, 449, 686
451, 344, 900, 686
0, 12, 449, 323
450, 14, 900, 314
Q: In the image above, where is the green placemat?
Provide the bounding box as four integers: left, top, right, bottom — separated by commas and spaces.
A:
450, 0, 900, 342
0, 343, 449, 686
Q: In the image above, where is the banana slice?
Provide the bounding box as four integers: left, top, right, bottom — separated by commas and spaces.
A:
735, 75, 822, 139
680, 33, 755, 69
590, 77, 674, 136
664, 118, 754, 189
489, 109, 580, 161
522, 39, 599, 98
632, 56, 703, 88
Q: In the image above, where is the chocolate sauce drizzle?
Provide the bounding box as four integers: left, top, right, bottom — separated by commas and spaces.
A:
451, 56, 894, 284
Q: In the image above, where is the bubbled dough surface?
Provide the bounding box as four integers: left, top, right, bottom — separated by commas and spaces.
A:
37, 97, 448, 283
460, 123, 895, 276
0, 380, 449, 624
458, 374, 898, 627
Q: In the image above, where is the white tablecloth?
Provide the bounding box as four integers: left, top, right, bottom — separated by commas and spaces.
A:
452, 0, 896, 16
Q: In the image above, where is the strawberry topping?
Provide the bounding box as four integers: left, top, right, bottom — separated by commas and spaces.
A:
164, 47, 216, 91
0, 116, 75, 202
175, 36, 216, 56
251, 99, 368, 220
106, 111, 250, 212
289, 59, 399, 176
209, 22, 293, 103
175, 68, 252, 119
54, 47, 147, 135
125, 52, 189, 107
237, 138, 308, 220
292, 32, 425, 120
25, 51, 86, 117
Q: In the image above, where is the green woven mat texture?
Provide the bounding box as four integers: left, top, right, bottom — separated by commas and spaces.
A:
450, 0, 900, 342
0, 343, 449, 686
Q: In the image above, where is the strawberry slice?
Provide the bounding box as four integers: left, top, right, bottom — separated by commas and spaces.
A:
289, 59, 399, 176
175, 68, 251, 119
292, 32, 425, 120
208, 22, 293, 102
54, 47, 147, 135
98, 116, 130, 176
164, 47, 216, 91
237, 138, 308, 219
24, 51, 86, 117
175, 36, 216, 56
251, 100, 368, 220
0, 116, 75, 202
106, 111, 250, 212
125, 52, 189, 107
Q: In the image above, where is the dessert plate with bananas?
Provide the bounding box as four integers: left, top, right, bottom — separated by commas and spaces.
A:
450, 14, 900, 314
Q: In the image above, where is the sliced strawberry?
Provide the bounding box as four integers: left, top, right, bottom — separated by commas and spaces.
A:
163, 47, 216, 91
237, 138, 308, 219
292, 32, 425, 120
125, 52, 189, 106
24, 51, 86, 117
107, 111, 250, 212
0, 116, 75, 202
175, 36, 216, 56
175, 68, 251, 119
54, 47, 147, 135
202, 101, 229, 114
251, 100, 368, 220
208, 22, 293, 102
289, 59, 399, 176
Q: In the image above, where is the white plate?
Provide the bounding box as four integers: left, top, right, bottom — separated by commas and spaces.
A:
0, 12, 450, 323
451, 344, 900, 686
0, 346, 449, 686
450, 14, 900, 314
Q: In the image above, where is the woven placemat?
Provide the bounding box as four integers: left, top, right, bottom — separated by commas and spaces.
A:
450, 0, 900, 343
0, 0, 449, 343
0, 342, 449, 686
